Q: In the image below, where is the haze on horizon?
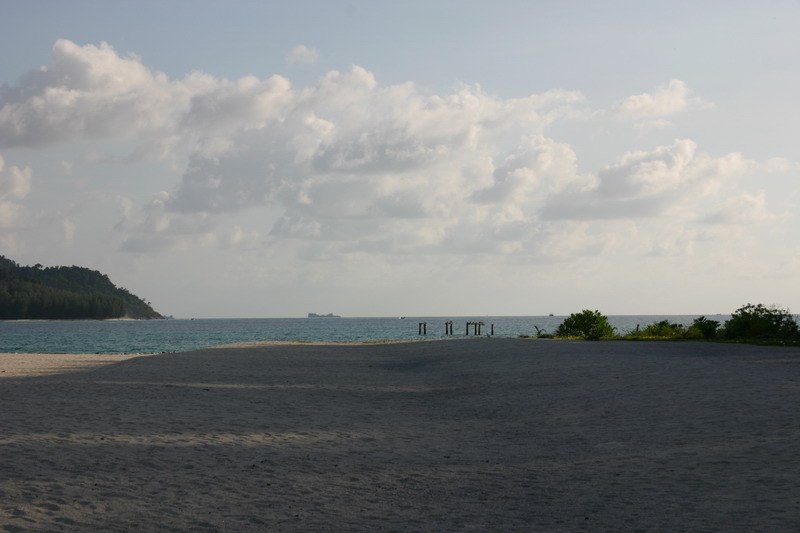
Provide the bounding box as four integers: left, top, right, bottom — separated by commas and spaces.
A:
1, 1, 798, 319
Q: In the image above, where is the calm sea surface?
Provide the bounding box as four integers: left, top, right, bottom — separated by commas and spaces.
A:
0, 315, 729, 354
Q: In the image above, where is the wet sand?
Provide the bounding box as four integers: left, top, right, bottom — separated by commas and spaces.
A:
2, 338, 800, 532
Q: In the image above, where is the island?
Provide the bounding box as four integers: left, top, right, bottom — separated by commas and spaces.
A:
308, 313, 341, 318
0, 255, 163, 320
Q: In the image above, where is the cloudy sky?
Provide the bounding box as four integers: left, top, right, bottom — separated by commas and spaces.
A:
1, 1, 798, 318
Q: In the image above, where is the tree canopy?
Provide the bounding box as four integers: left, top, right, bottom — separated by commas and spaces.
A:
0, 256, 162, 320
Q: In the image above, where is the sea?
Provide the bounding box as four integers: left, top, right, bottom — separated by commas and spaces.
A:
0, 315, 730, 354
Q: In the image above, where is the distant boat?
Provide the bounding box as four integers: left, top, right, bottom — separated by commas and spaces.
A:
549, 313, 554, 316
399, 316, 406, 319
308, 313, 341, 318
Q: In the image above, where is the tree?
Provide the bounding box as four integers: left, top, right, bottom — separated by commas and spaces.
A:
0, 255, 162, 319
555, 310, 615, 340
690, 316, 719, 339
722, 304, 799, 341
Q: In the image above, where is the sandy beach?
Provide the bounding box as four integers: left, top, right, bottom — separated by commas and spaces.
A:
2, 338, 800, 532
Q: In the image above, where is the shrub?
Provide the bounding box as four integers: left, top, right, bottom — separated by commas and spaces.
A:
722, 304, 800, 341
641, 320, 686, 337
690, 316, 719, 339
555, 310, 615, 340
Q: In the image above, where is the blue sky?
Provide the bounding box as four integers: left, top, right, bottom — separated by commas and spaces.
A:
1, 1, 799, 317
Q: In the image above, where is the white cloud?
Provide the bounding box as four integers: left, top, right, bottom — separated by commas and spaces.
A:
0, 155, 31, 234
0, 40, 202, 148
0, 156, 31, 199
612, 79, 703, 128
3, 40, 795, 276
541, 139, 751, 221
180, 74, 293, 138
117, 67, 588, 255
615, 79, 690, 118
286, 45, 320, 65
702, 191, 788, 226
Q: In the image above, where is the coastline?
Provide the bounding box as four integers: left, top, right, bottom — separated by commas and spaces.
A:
0, 315, 730, 355
2, 339, 800, 531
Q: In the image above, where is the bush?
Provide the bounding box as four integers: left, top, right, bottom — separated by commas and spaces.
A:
722, 303, 800, 341
641, 320, 686, 337
555, 310, 615, 340
690, 316, 719, 339
624, 317, 717, 340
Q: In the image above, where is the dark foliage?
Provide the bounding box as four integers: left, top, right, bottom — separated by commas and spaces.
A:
555, 310, 615, 340
722, 303, 799, 341
691, 316, 720, 339
640, 320, 686, 337
0, 256, 162, 320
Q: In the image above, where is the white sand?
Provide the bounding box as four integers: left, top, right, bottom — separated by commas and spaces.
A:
2, 338, 800, 532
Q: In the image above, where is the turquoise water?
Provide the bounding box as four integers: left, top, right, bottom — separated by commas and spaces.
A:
0, 315, 726, 354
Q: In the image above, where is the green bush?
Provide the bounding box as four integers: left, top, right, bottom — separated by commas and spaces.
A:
722, 303, 799, 341
555, 310, 615, 340
690, 316, 719, 339
624, 317, 717, 340
641, 320, 686, 337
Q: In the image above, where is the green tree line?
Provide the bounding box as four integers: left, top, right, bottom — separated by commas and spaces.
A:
541, 304, 800, 345
0, 256, 163, 320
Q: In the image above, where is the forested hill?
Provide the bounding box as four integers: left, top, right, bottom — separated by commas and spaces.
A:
0, 256, 163, 320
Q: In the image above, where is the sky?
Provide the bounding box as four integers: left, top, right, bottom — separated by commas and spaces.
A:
1, 1, 799, 318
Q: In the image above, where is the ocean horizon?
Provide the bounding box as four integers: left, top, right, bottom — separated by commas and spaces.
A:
0, 314, 731, 354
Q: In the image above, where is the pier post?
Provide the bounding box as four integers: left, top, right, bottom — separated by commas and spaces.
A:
419, 322, 427, 335
491, 323, 494, 336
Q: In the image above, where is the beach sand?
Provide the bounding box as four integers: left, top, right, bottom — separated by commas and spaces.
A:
1, 338, 799, 532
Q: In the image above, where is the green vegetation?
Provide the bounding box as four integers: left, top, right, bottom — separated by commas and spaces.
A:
722, 303, 799, 341
690, 316, 720, 339
554, 310, 615, 340
0, 255, 162, 320
539, 304, 798, 345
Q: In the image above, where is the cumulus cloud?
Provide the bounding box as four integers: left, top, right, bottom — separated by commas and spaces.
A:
121, 68, 589, 255
471, 135, 587, 205
4, 40, 792, 265
541, 139, 751, 221
180, 74, 293, 138
0, 157, 31, 254
702, 191, 788, 226
0, 156, 31, 200
286, 45, 320, 65
0, 40, 205, 148
612, 79, 702, 128
0, 155, 31, 232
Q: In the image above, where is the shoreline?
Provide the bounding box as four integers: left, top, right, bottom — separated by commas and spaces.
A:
2, 339, 800, 531
0, 315, 741, 355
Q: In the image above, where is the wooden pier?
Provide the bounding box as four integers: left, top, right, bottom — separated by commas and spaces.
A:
416, 320, 493, 336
